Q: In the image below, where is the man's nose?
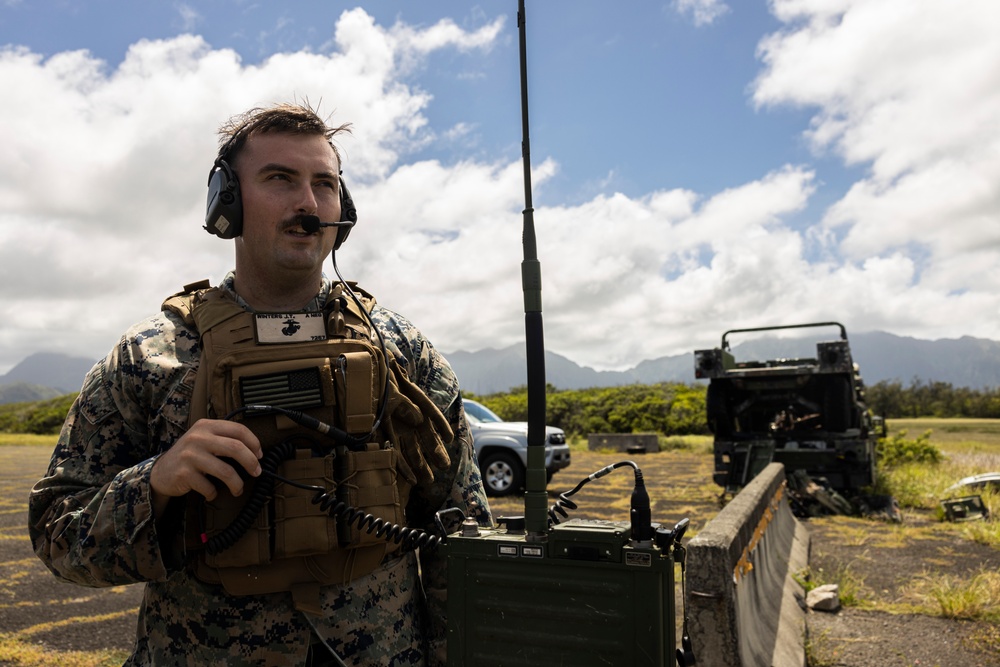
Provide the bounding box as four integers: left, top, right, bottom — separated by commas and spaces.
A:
296, 183, 318, 213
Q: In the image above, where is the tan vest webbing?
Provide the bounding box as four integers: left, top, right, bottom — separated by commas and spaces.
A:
163, 282, 419, 614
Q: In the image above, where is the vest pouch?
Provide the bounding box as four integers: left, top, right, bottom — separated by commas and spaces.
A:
203, 477, 271, 569
209, 340, 384, 443
337, 444, 404, 549
273, 450, 338, 559
225, 353, 338, 442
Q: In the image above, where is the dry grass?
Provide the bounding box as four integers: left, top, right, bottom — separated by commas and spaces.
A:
880, 419, 1000, 551
3, 420, 999, 664
0, 634, 128, 667
904, 567, 1000, 622
0, 434, 57, 447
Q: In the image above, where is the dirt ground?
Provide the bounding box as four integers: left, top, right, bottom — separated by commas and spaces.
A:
802, 512, 1000, 667
2, 445, 998, 666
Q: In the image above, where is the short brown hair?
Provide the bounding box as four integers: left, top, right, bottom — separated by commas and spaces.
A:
217, 102, 352, 167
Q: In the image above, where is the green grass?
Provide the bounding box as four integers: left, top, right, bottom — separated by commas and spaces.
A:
804, 417, 1000, 661
568, 433, 713, 455
909, 567, 1000, 621
661, 434, 713, 454
0, 433, 57, 447
799, 560, 870, 609
0, 634, 129, 667
879, 419, 1000, 543
889, 418, 1000, 451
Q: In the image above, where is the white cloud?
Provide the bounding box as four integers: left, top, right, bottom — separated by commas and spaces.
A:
746, 0, 1000, 344
175, 3, 201, 32
674, 0, 731, 26
754, 0, 1000, 256
0, 3, 998, 378
390, 15, 505, 55
0, 10, 502, 372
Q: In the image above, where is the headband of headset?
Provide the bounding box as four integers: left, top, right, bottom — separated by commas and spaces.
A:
204, 139, 357, 250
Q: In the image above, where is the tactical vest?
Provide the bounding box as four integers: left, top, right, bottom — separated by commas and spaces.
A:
162, 280, 447, 614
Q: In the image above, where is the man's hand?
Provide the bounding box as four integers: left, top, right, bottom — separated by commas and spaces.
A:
150, 419, 263, 516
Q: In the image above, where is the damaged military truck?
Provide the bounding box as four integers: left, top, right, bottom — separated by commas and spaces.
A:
695, 322, 886, 517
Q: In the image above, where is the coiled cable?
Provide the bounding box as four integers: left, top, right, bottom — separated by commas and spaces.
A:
203, 439, 291, 555
203, 437, 445, 556
312, 488, 443, 550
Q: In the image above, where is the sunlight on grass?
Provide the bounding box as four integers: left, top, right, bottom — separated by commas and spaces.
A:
889, 419, 1000, 449
660, 435, 713, 454
801, 562, 871, 608
17, 610, 139, 639
803, 629, 841, 667
959, 513, 1000, 549
969, 624, 1000, 657
0, 634, 128, 667
884, 420, 1000, 512
0, 434, 57, 447
867, 527, 907, 549
904, 567, 1000, 622
803, 560, 1000, 625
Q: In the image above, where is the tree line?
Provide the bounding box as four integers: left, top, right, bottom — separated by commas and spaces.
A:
0, 394, 78, 435
865, 379, 1000, 419
465, 383, 709, 438
3, 378, 1000, 437
471, 379, 1000, 438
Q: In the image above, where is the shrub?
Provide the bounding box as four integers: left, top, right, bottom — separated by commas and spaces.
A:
466, 383, 710, 439
0, 394, 77, 435
877, 430, 943, 468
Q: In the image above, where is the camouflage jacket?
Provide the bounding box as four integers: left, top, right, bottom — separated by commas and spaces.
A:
27, 273, 492, 667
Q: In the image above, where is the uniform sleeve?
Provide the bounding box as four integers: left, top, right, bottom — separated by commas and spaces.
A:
28, 314, 197, 587
417, 396, 492, 666
370, 305, 493, 665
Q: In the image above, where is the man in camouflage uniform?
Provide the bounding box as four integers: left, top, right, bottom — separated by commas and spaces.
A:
28, 103, 492, 666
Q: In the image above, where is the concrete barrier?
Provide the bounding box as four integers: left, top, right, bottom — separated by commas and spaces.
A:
586, 433, 660, 453
684, 462, 809, 667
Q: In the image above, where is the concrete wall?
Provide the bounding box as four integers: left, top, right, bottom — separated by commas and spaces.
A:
684, 463, 809, 667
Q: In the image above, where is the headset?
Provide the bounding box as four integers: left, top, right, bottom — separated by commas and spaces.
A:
204, 150, 358, 250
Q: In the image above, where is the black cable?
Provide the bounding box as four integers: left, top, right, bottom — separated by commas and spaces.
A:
311, 485, 443, 551
203, 426, 446, 556
203, 439, 292, 555
329, 251, 391, 435
547, 461, 639, 525
674, 525, 695, 667
630, 468, 653, 543
224, 404, 367, 449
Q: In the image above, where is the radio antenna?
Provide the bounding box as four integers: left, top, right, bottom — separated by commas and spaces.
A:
517, 0, 548, 541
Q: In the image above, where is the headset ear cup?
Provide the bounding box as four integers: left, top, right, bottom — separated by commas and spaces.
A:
336, 176, 358, 250
205, 159, 242, 239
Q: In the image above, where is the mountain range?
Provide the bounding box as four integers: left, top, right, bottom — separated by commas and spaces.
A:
444, 331, 1000, 395
2, 330, 1000, 404
0, 353, 97, 404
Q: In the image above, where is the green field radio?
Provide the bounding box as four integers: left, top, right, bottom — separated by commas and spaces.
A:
445, 4, 692, 665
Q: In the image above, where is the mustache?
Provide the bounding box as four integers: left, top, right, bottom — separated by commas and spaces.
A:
281, 214, 321, 232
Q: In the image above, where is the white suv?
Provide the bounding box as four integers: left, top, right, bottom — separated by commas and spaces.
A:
463, 399, 571, 497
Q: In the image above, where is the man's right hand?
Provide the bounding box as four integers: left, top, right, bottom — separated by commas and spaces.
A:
150, 419, 263, 516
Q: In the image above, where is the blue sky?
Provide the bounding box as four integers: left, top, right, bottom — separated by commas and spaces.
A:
1, 0, 998, 375
1, 2, 797, 200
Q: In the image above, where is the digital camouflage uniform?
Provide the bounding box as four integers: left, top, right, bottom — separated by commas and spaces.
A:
28, 273, 493, 667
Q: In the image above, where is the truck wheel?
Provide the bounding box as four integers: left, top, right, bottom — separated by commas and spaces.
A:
480, 451, 525, 497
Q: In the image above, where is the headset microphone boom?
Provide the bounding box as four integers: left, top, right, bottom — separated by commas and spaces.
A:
299, 215, 355, 236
